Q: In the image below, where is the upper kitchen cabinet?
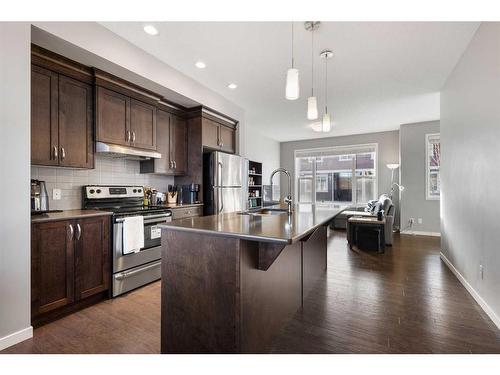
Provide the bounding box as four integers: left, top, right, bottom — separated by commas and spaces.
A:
31, 46, 94, 168
95, 87, 130, 147
200, 110, 237, 154
170, 114, 188, 174
140, 104, 187, 176
94, 69, 160, 151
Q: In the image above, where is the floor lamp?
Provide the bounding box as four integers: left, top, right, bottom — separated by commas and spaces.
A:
387, 163, 404, 231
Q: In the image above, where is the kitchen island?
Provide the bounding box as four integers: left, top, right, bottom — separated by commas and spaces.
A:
159, 204, 342, 353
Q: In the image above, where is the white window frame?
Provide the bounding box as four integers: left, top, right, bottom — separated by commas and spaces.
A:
426, 133, 441, 200
294, 143, 378, 206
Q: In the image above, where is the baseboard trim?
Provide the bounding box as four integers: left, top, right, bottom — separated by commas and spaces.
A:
440, 252, 500, 330
0, 326, 33, 351
401, 230, 441, 237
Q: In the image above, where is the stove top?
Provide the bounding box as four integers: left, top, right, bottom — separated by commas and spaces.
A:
82, 185, 170, 216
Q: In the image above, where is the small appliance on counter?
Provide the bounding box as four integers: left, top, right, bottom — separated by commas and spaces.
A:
31, 179, 50, 214
181, 183, 200, 205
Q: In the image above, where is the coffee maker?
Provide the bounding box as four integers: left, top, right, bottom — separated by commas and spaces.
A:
181, 184, 200, 204
31, 179, 49, 213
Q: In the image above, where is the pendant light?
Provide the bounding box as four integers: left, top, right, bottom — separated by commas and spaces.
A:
305, 22, 320, 120
285, 23, 299, 100
320, 49, 333, 132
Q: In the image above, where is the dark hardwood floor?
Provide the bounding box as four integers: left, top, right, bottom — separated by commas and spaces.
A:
3, 231, 500, 354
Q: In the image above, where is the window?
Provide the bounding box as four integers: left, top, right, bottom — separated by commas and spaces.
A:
316, 175, 329, 192
294, 144, 377, 207
426, 133, 440, 200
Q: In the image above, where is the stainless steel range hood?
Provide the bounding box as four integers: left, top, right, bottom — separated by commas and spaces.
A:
95, 142, 161, 160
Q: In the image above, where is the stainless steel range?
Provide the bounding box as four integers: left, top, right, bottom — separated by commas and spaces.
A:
83, 185, 172, 297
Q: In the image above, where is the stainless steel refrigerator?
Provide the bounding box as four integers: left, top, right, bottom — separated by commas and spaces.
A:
203, 151, 248, 215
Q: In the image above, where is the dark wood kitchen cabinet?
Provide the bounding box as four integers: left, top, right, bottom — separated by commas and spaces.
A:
201, 117, 236, 154
96, 88, 157, 150
140, 108, 187, 175
130, 99, 157, 150
31, 220, 75, 316
31, 215, 110, 326
170, 114, 188, 174
74, 216, 110, 300
95, 86, 130, 147
95, 69, 160, 151
31, 65, 93, 168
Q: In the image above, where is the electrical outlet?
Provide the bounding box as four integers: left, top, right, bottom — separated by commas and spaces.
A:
480, 265, 484, 280
417, 218, 423, 224
53, 188, 61, 200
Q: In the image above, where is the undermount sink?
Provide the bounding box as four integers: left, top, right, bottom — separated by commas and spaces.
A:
240, 208, 289, 216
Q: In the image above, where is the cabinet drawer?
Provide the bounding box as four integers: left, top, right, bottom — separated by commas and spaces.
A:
171, 206, 202, 220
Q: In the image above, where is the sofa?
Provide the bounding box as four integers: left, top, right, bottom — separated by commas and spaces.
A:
331, 194, 395, 245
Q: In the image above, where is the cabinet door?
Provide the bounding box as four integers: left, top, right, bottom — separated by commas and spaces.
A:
219, 125, 235, 154
31, 65, 59, 166
32, 220, 75, 317
154, 109, 172, 174
202, 118, 220, 149
58, 75, 94, 168
171, 115, 188, 174
96, 86, 130, 146
130, 99, 157, 150
74, 216, 110, 300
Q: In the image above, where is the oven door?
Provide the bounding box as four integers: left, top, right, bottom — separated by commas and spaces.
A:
113, 212, 171, 273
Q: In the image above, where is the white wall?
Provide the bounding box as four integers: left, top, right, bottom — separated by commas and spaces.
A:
400, 120, 441, 234
244, 132, 281, 187
441, 22, 500, 327
0, 23, 33, 350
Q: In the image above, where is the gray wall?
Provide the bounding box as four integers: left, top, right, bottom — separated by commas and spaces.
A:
0, 23, 32, 349
280, 130, 400, 212
400, 121, 440, 233
441, 23, 500, 324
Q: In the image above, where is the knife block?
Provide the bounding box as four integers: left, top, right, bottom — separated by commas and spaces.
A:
167, 192, 178, 204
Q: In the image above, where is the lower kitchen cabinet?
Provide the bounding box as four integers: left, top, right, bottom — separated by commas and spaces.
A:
31, 215, 110, 325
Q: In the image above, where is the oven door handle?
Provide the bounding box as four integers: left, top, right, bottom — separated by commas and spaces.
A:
114, 213, 171, 223
114, 261, 161, 280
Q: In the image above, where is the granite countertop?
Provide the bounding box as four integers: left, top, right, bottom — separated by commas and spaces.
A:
159, 204, 342, 244
31, 209, 113, 223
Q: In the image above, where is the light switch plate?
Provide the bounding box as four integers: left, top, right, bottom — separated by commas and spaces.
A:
53, 188, 61, 200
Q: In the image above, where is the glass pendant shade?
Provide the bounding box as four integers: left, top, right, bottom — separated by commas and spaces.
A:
307, 96, 318, 120
286, 68, 300, 100
322, 112, 332, 132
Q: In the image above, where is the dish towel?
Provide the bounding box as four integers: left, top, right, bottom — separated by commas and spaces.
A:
122, 216, 144, 255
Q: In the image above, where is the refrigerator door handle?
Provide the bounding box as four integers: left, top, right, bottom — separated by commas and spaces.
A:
218, 161, 224, 213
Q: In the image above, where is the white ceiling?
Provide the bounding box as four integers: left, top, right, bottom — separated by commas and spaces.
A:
100, 22, 479, 142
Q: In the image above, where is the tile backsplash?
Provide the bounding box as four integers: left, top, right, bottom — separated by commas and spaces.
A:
31, 156, 174, 210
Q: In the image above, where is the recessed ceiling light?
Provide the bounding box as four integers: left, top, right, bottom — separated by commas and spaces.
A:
227, 83, 238, 89
195, 61, 206, 69
143, 25, 159, 36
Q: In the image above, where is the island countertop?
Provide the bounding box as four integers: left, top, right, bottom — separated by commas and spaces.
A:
159, 204, 342, 244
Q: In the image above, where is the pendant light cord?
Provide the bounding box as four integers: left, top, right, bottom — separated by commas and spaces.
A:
291, 22, 295, 68
324, 54, 328, 114
311, 29, 314, 96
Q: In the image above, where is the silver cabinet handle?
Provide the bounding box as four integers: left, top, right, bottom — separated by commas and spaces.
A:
76, 223, 82, 240
132, 131, 136, 143
60, 146, 66, 160
53, 145, 58, 160
173, 160, 177, 169
220, 142, 224, 148
68, 224, 74, 240
126, 131, 131, 142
